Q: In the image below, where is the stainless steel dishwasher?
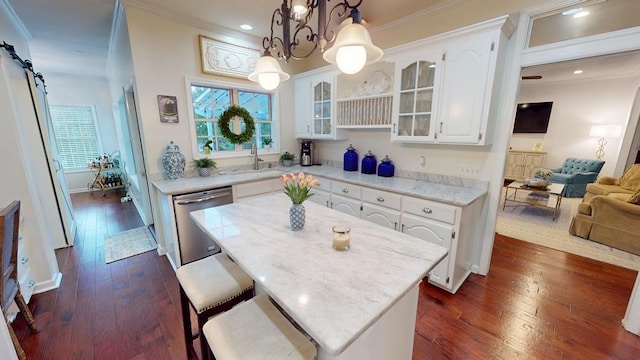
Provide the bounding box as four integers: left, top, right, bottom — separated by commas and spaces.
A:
173, 186, 233, 265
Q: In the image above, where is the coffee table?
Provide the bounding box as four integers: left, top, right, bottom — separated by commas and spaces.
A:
502, 181, 565, 221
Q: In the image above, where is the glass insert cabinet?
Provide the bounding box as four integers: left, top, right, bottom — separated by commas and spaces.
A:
391, 53, 442, 142
313, 80, 332, 136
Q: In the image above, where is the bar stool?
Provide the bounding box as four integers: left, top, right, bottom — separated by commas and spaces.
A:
176, 253, 254, 360
203, 293, 317, 360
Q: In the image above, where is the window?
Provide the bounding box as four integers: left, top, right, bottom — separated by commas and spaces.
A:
190, 82, 274, 155
49, 105, 101, 170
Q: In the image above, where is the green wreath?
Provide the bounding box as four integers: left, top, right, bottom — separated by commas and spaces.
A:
218, 105, 255, 144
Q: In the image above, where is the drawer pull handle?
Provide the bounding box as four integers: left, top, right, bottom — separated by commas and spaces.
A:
28, 280, 35, 288
342, 188, 349, 193
21, 257, 29, 264
422, 207, 433, 214
376, 196, 384, 202
207, 246, 217, 251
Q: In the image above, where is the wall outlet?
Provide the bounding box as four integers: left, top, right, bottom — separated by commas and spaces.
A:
459, 164, 481, 176
419, 155, 427, 169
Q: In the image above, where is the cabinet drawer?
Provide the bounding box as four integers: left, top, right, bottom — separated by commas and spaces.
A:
402, 197, 457, 225
331, 180, 361, 200
362, 188, 401, 210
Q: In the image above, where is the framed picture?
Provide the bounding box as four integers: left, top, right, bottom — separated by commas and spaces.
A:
158, 95, 178, 123
532, 142, 544, 152
199, 35, 260, 78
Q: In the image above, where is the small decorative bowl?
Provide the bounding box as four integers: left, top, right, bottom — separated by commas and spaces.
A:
524, 177, 549, 187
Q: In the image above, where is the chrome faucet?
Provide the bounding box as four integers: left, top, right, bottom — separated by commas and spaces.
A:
251, 143, 263, 170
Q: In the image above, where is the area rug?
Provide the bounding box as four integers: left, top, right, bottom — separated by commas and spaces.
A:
104, 227, 157, 263
496, 193, 640, 271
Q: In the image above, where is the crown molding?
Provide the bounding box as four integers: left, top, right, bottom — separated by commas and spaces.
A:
0, 0, 32, 40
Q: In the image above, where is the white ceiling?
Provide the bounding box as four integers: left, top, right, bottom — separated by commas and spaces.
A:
5, 0, 640, 82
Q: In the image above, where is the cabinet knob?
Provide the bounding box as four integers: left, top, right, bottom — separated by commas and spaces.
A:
28, 280, 35, 288
422, 207, 433, 214
376, 196, 384, 202
21, 257, 29, 264
342, 188, 349, 193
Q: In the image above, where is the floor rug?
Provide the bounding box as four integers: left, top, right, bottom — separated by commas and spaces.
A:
496, 192, 640, 271
104, 227, 157, 263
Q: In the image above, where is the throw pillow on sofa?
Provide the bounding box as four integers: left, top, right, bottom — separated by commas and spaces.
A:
627, 190, 640, 205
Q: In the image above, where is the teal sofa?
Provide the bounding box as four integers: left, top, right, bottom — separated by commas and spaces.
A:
548, 158, 605, 198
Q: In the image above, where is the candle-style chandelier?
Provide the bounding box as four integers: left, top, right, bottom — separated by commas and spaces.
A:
248, 0, 383, 90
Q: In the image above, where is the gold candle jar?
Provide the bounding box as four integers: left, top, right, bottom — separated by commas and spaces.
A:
332, 225, 351, 251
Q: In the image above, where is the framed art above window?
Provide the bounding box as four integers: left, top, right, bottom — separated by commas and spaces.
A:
199, 35, 260, 79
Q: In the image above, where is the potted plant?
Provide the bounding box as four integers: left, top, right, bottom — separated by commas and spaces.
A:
263, 137, 273, 151
279, 151, 295, 167
192, 157, 217, 177
203, 140, 213, 154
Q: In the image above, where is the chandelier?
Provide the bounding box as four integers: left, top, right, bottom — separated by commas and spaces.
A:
248, 0, 383, 90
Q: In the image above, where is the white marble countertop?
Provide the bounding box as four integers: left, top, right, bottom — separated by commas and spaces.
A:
152, 165, 486, 206
190, 194, 448, 356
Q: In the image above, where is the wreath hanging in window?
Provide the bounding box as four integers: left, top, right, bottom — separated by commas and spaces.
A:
218, 105, 255, 144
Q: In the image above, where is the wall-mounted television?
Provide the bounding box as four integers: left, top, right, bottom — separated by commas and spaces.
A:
513, 102, 553, 134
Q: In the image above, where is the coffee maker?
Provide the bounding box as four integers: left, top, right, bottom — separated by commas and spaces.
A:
300, 140, 314, 166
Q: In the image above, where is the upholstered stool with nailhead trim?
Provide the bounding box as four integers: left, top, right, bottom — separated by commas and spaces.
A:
203, 293, 317, 360
176, 253, 254, 360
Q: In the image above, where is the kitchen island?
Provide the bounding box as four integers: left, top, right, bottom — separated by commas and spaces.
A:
191, 194, 448, 359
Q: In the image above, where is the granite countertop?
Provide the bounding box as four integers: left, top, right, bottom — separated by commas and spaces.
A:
152, 165, 487, 206
190, 195, 448, 356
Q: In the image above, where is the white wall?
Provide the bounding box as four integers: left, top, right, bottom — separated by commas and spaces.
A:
46, 74, 119, 192
124, 7, 296, 179
512, 75, 640, 177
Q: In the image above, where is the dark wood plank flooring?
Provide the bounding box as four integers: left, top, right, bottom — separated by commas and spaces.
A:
13, 192, 640, 359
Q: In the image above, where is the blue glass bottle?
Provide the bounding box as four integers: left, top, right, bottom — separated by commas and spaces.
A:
377, 155, 395, 177
343, 144, 358, 171
361, 150, 377, 174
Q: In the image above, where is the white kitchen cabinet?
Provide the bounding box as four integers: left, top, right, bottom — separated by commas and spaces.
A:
335, 62, 395, 129
362, 203, 400, 231
401, 195, 483, 293
437, 29, 500, 144
294, 70, 346, 140
331, 194, 361, 218
330, 180, 362, 200
361, 187, 401, 230
390, 49, 443, 142
234, 177, 282, 202
308, 189, 331, 208
400, 213, 451, 286
504, 150, 546, 180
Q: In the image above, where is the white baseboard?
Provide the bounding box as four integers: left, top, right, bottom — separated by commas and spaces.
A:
34, 271, 63, 294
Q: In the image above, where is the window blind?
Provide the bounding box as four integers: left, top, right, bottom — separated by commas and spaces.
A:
49, 106, 100, 169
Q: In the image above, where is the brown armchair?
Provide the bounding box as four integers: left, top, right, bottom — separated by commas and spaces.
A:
1, 201, 36, 360
570, 164, 640, 255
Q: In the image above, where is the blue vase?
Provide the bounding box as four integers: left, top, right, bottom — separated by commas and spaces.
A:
377, 155, 395, 177
361, 150, 377, 174
289, 204, 305, 231
344, 144, 358, 171
162, 141, 186, 180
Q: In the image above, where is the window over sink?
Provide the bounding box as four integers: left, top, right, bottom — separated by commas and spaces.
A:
187, 78, 277, 157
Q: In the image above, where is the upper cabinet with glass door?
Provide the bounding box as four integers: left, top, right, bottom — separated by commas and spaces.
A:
295, 70, 346, 140
390, 50, 442, 142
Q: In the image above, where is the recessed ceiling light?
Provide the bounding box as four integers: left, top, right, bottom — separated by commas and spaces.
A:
573, 11, 589, 18
573, 69, 583, 75
561, 8, 583, 16
240, 24, 253, 31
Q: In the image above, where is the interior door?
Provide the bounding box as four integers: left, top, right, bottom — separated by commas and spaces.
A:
25, 72, 74, 248
31, 74, 75, 247
121, 84, 153, 225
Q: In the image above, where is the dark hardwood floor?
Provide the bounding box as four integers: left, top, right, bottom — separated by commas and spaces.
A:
13, 192, 640, 359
